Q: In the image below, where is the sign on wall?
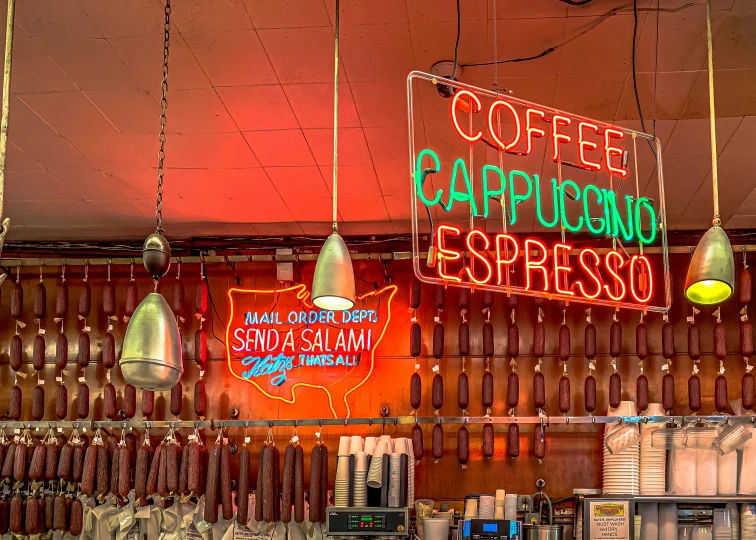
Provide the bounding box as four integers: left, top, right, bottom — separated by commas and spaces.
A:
225, 283, 397, 418
407, 71, 670, 312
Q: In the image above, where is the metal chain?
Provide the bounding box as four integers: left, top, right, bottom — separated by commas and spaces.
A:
155, 0, 171, 234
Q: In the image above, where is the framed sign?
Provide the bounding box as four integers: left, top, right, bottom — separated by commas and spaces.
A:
584, 498, 634, 540
225, 283, 397, 418
407, 71, 670, 312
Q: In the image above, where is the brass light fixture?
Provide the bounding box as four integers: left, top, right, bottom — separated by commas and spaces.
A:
312, 0, 355, 311
121, 0, 183, 390
684, 0, 734, 305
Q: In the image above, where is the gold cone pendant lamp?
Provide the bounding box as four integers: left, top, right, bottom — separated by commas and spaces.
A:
684, 0, 735, 305
312, 0, 355, 311
121, 0, 183, 390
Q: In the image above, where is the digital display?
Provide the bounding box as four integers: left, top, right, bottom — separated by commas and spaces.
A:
482, 524, 498, 533
348, 514, 385, 530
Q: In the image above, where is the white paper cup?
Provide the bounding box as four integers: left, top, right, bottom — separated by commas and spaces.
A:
336, 456, 351, 481
338, 436, 351, 456
372, 440, 389, 460
394, 437, 408, 455
464, 498, 478, 518
380, 434, 393, 450
364, 437, 377, 455
355, 451, 368, 472
495, 489, 506, 501
494, 507, 505, 520
349, 435, 363, 455
423, 518, 450, 540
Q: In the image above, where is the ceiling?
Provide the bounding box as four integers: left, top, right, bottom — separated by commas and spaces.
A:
1, 0, 755, 241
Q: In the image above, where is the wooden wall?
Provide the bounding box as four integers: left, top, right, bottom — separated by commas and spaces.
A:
0, 252, 750, 501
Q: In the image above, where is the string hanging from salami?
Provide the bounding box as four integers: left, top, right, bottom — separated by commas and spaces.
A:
458, 289, 469, 414
636, 314, 648, 413
608, 313, 622, 409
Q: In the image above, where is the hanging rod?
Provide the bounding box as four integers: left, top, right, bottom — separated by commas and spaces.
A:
1, 244, 756, 267
1, 415, 752, 431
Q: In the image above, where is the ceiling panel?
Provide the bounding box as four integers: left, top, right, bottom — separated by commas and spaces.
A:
53, 169, 138, 201
338, 197, 390, 222
15, 0, 101, 39
282, 83, 361, 129
10, 38, 77, 93
681, 69, 756, 119
243, 129, 316, 167
169, 0, 253, 33
552, 72, 628, 122
340, 24, 415, 83
19, 91, 117, 138
81, 0, 164, 38
167, 168, 271, 199
181, 132, 261, 169
614, 71, 699, 122
217, 84, 299, 131
167, 88, 238, 133
303, 127, 372, 166
406, 0, 487, 23
243, 0, 331, 29
85, 89, 169, 134
265, 166, 330, 200
318, 165, 382, 198
350, 79, 408, 128
257, 27, 346, 85
6, 144, 42, 172
5, 170, 73, 202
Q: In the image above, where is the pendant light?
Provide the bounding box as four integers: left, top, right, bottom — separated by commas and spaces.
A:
121, 0, 183, 391
684, 0, 734, 305
311, 0, 355, 311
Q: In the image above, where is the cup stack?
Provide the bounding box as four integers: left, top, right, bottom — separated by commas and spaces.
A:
603, 401, 640, 495
640, 403, 666, 495
338, 436, 351, 456
394, 437, 408, 455
367, 440, 389, 488
353, 451, 368, 506
478, 496, 495, 519
696, 448, 717, 496
638, 503, 659, 540
504, 494, 518, 521
388, 453, 402, 507
717, 452, 738, 495
407, 438, 416, 509
464, 498, 478, 519
365, 437, 377, 455
712, 509, 733, 540
335, 455, 351, 507
741, 503, 756, 539
725, 503, 739, 539
349, 436, 363, 455
658, 503, 677, 540
494, 490, 506, 519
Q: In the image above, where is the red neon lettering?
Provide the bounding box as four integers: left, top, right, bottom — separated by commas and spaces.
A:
495, 234, 519, 285
524, 108, 546, 155
552, 115, 572, 162
578, 122, 601, 171
604, 128, 627, 177
524, 239, 549, 292
451, 90, 482, 143
465, 230, 493, 285
553, 243, 574, 296
604, 251, 626, 301
575, 248, 602, 299
488, 100, 521, 151
629, 255, 653, 303
436, 225, 462, 283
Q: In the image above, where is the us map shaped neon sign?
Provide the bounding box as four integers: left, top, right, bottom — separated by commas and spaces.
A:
225, 283, 397, 418
406, 71, 670, 312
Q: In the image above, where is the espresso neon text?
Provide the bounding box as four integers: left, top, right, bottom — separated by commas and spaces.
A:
434, 225, 654, 305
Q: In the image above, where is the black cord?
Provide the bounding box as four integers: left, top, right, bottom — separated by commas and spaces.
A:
450, 0, 461, 79
202, 270, 227, 347
632, 0, 659, 158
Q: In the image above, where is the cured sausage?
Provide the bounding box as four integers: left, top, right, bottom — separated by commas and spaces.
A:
78, 333, 90, 368
409, 280, 421, 310
482, 423, 494, 458
220, 443, 233, 520
57, 444, 72, 481
412, 424, 424, 461
715, 375, 729, 413
636, 323, 648, 360
507, 424, 519, 458
157, 443, 168, 497
8, 494, 21, 535
56, 334, 67, 370
584, 323, 596, 360
44, 493, 53, 532
507, 372, 519, 409
714, 323, 727, 360
686, 375, 701, 411
688, 324, 701, 360
135, 443, 152, 500
78, 281, 91, 318
432, 324, 444, 359
188, 442, 203, 495
742, 320, 754, 357
534, 321, 545, 358
34, 282, 46, 320
96, 445, 109, 495
53, 495, 65, 531
410, 372, 421, 410
458, 287, 469, 312
432, 423, 443, 460
55, 281, 68, 319
10, 282, 22, 320
741, 266, 752, 305
318, 445, 327, 524
10, 335, 22, 372
662, 322, 675, 359
508, 323, 520, 358
609, 372, 621, 409
178, 445, 189, 495
195, 329, 207, 366
558, 376, 570, 414
457, 372, 469, 410
170, 382, 182, 417
482, 323, 494, 358
458, 323, 470, 357
534, 424, 546, 460
80, 445, 97, 495
102, 332, 115, 369
482, 371, 494, 409
457, 426, 469, 465
29, 443, 46, 480
533, 372, 545, 410
142, 390, 154, 418
308, 445, 321, 523
33, 334, 45, 371
167, 444, 181, 495
12, 440, 26, 481
293, 445, 304, 523
558, 325, 570, 362
410, 323, 421, 358
636, 374, 649, 413
435, 285, 445, 311
280, 445, 293, 524
238, 446, 251, 525
46, 440, 60, 481
25, 496, 38, 535
482, 290, 494, 310
110, 444, 120, 496
119, 446, 130, 498
125, 282, 139, 319
69, 499, 83, 536
173, 279, 185, 316
743, 373, 756, 411
31, 385, 45, 421
194, 381, 207, 417
123, 385, 137, 419
103, 383, 117, 420
103, 282, 116, 317
255, 445, 266, 523
610, 321, 622, 358
146, 444, 163, 496
662, 373, 675, 412
73, 444, 86, 483
1, 444, 15, 479
8, 386, 21, 421
432, 374, 444, 410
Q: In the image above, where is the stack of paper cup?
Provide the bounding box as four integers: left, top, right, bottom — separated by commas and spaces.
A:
367, 440, 389, 488
353, 452, 368, 507
717, 451, 737, 495
349, 436, 363, 455
726, 503, 739, 539
334, 455, 350, 507
338, 436, 351, 456
696, 448, 717, 496
394, 438, 408, 455
638, 503, 659, 540
659, 503, 677, 540
494, 490, 506, 519
380, 435, 393, 451
640, 403, 666, 495
423, 518, 451, 540
464, 498, 478, 518
388, 453, 401, 507
504, 494, 518, 521
365, 437, 377, 455
407, 438, 415, 509
478, 496, 495, 519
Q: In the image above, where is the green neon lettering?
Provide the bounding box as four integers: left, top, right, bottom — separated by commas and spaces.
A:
605, 191, 634, 242
535, 176, 559, 229
634, 197, 657, 244
508, 170, 533, 226
414, 149, 442, 207
584, 184, 605, 235
443, 158, 478, 216
559, 179, 584, 233
481, 165, 506, 218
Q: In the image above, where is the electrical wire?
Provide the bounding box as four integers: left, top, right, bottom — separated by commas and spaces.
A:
653, 0, 660, 136
632, 0, 649, 136
461, 1, 705, 68
450, 0, 461, 79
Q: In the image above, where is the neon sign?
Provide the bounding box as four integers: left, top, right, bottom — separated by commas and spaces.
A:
225, 283, 396, 418
407, 71, 670, 311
